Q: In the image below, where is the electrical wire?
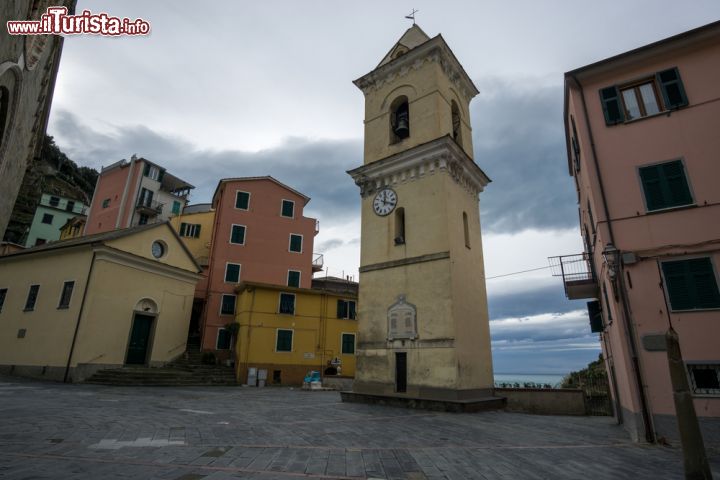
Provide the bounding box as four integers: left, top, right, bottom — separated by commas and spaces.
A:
485, 265, 552, 280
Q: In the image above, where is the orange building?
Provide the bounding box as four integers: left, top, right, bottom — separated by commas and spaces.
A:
199, 177, 322, 353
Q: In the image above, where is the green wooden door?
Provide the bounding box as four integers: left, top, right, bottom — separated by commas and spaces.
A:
126, 314, 154, 365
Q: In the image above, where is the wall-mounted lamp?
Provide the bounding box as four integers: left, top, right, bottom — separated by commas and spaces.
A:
602, 243, 619, 279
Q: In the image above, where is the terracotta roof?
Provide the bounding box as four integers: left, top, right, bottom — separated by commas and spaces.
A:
211, 176, 311, 206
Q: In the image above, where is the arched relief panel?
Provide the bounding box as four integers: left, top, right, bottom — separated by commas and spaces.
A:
134, 297, 159, 314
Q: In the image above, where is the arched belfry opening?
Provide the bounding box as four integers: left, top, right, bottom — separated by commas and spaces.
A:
451, 101, 462, 144
390, 96, 410, 143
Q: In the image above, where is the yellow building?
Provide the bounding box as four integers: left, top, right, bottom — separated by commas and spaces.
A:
347, 25, 495, 402
0, 222, 201, 382
168, 204, 215, 266
234, 276, 358, 385
59, 216, 87, 241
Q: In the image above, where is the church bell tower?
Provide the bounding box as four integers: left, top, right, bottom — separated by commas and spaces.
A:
346, 25, 497, 406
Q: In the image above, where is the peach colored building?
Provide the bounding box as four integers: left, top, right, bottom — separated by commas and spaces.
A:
85, 155, 193, 235
199, 177, 321, 353
553, 21, 720, 444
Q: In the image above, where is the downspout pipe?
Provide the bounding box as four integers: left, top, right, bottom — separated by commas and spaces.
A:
64, 249, 97, 383
569, 74, 654, 443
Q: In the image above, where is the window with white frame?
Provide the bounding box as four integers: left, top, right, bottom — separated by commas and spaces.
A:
287, 270, 300, 288
279, 293, 295, 315
230, 225, 246, 245
276, 329, 293, 352
220, 294, 236, 315
341, 333, 356, 354
289, 234, 302, 253
235, 191, 250, 210
225, 263, 241, 283
281, 199, 294, 218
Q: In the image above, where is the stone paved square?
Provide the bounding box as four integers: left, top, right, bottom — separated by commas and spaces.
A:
0, 376, 718, 479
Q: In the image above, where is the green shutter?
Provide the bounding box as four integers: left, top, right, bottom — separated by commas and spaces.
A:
599, 86, 625, 125
236, 192, 249, 209
277, 330, 292, 351
221, 295, 236, 314
282, 200, 294, 217
342, 334, 355, 354
231, 225, 245, 244
656, 67, 688, 109
349, 301, 356, 320
143, 163, 150, 176
663, 258, 720, 310
179, 223, 187, 236
225, 264, 240, 283
337, 300, 347, 318
194, 224, 201, 238
290, 235, 302, 252
172, 201, 181, 215
639, 160, 692, 211
661, 161, 692, 207
639, 165, 665, 210
157, 169, 165, 182
287, 271, 300, 288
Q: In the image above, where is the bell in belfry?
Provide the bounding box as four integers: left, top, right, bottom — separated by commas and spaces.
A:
394, 103, 410, 138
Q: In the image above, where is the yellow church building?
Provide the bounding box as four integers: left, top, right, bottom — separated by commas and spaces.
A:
0, 222, 201, 382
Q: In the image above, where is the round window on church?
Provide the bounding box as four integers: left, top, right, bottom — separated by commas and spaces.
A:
151, 240, 166, 259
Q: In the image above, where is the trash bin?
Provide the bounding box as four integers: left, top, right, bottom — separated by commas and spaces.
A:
257, 369, 268, 388
247, 367, 257, 387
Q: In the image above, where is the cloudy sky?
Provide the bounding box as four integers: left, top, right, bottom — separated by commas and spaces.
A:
46, 1, 720, 375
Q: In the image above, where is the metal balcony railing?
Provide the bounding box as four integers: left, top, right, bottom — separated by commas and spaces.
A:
136, 199, 164, 215
312, 253, 324, 272
548, 253, 598, 300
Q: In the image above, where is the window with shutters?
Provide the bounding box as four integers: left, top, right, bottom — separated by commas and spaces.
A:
49, 196, 60, 207
0, 288, 7, 313
279, 293, 295, 315
179, 222, 201, 238
287, 270, 300, 288
336, 299, 357, 320
58, 281, 75, 309
276, 329, 293, 352
661, 258, 720, 311
171, 201, 181, 215
687, 364, 720, 395
281, 199, 294, 218
224, 263, 241, 283
216, 328, 232, 350
24, 285, 40, 311
600, 67, 688, 125
235, 191, 250, 210
289, 234, 302, 253
570, 115, 581, 171
220, 294, 236, 315
230, 224, 246, 245
41, 213, 53, 225
341, 333, 356, 355
102, 198, 110, 208
638, 160, 693, 211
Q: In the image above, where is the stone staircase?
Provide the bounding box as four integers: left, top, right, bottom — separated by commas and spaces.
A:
84, 348, 238, 386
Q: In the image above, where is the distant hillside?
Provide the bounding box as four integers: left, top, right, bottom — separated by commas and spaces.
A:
3, 136, 98, 244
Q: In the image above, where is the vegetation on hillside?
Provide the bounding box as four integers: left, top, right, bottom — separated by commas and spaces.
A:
561, 353, 607, 389
3, 136, 98, 244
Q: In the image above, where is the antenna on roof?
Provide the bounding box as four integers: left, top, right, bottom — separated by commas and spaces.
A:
404, 9, 418, 25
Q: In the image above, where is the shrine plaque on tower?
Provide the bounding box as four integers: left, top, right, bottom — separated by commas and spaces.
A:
341, 24, 503, 411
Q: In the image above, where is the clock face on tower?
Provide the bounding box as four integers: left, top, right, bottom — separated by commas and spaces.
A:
373, 188, 398, 216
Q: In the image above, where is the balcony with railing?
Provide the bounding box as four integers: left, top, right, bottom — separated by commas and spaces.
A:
312, 253, 324, 272
135, 198, 164, 216
548, 253, 598, 300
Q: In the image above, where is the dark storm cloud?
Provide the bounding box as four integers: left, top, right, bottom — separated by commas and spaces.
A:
52, 111, 362, 222
471, 77, 578, 233
488, 283, 587, 320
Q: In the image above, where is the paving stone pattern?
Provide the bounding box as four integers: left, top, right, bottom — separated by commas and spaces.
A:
0, 376, 717, 479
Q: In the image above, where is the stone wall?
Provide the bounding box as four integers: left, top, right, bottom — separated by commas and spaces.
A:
496, 388, 586, 416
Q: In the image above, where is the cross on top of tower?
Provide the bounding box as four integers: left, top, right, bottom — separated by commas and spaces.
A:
404, 9, 419, 25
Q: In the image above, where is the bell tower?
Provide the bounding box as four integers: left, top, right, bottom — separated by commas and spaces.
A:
345, 25, 498, 407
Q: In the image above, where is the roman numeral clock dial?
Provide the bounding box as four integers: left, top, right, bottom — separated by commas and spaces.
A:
372, 188, 397, 216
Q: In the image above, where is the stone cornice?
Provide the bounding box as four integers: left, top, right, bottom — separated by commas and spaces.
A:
353, 36, 480, 102
347, 136, 491, 198
92, 245, 201, 285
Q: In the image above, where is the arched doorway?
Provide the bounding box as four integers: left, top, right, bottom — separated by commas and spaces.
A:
125, 298, 159, 365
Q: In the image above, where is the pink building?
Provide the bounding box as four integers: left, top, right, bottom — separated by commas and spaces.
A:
199, 177, 321, 352
85, 155, 193, 235
552, 21, 720, 444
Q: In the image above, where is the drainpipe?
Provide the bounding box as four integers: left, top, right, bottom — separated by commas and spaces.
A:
63, 250, 97, 383
116, 157, 137, 229
242, 287, 256, 383
571, 74, 654, 443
